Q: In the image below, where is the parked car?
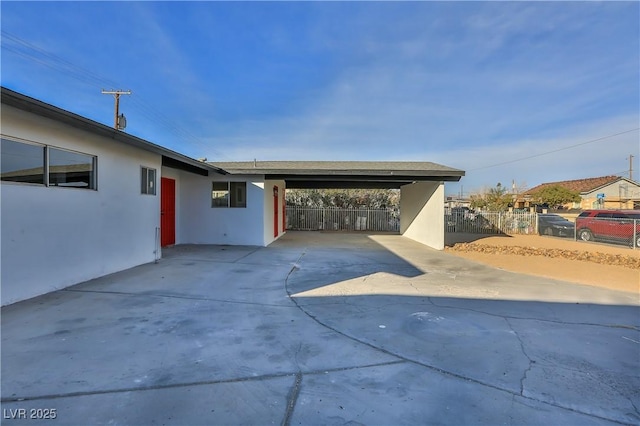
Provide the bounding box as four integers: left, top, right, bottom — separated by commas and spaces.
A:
575, 209, 640, 247
451, 207, 476, 220
537, 214, 575, 237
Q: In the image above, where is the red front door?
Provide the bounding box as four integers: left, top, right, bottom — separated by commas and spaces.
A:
161, 177, 176, 247
282, 188, 286, 232
273, 186, 279, 238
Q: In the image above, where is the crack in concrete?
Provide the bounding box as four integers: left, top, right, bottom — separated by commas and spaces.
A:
408, 282, 421, 293
429, 299, 640, 331
628, 397, 640, 419
281, 372, 302, 426
284, 255, 633, 425
505, 318, 533, 396
62, 288, 297, 309
0, 360, 407, 404
230, 247, 263, 263
293, 342, 303, 371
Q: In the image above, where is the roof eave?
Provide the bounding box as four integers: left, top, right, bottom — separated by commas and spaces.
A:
1, 87, 226, 176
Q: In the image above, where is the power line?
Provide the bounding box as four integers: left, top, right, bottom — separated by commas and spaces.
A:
1, 30, 234, 161
1, 31, 119, 88
470, 128, 640, 171
607, 170, 631, 177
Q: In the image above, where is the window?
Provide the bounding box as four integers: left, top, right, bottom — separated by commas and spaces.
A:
1, 138, 45, 184
595, 213, 613, 219
49, 147, 96, 189
230, 182, 246, 207
212, 181, 246, 208
212, 182, 229, 207
1, 138, 96, 189
141, 167, 156, 195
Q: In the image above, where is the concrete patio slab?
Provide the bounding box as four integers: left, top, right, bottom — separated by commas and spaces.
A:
2, 231, 638, 425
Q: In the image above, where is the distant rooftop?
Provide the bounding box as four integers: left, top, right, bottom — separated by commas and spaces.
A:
525, 176, 632, 195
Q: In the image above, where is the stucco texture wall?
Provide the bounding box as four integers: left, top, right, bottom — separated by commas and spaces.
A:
1, 106, 161, 305
581, 181, 640, 210
179, 173, 266, 246
400, 181, 445, 250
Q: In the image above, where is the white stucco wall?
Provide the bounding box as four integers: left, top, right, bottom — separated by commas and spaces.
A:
178, 173, 266, 246
1, 106, 162, 305
263, 180, 286, 246
400, 181, 445, 250
584, 180, 640, 199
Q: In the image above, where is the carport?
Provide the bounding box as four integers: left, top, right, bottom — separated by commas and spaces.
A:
213, 161, 465, 250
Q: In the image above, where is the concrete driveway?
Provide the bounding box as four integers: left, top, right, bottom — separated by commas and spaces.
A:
2, 232, 638, 425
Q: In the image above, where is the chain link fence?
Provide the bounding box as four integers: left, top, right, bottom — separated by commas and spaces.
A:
576, 216, 640, 248
445, 208, 536, 235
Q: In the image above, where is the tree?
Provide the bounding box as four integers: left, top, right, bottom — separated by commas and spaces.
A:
469, 183, 513, 211
286, 189, 400, 209
530, 185, 581, 208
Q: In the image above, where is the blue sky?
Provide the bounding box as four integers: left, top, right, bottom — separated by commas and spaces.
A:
2, 1, 638, 196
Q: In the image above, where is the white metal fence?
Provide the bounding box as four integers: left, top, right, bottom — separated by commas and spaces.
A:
445, 209, 536, 235
286, 207, 400, 232
286, 206, 534, 235
287, 206, 638, 249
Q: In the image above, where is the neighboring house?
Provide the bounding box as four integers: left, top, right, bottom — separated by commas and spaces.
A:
1, 87, 464, 305
516, 176, 640, 210
444, 196, 471, 209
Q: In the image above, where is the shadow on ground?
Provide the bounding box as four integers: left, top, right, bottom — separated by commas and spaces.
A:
1, 232, 638, 425
445, 232, 513, 246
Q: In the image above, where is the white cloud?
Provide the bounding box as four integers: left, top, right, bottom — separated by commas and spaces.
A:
2, 0, 637, 195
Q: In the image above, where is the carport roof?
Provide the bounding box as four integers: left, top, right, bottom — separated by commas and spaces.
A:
212, 161, 465, 189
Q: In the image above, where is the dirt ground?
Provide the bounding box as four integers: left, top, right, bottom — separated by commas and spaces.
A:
445, 234, 640, 295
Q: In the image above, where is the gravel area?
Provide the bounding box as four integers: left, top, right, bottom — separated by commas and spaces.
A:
445, 234, 640, 294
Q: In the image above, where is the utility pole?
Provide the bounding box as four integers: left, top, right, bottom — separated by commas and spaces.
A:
101, 89, 131, 130
629, 154, 635, 181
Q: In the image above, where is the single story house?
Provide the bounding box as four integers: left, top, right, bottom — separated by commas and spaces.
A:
516, 176, 640, 210
1, 87, 464, 305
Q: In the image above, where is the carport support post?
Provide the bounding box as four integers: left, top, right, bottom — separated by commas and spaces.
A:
400, 181, 445, 250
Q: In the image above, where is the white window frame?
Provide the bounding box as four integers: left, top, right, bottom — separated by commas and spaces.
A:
141, 166, 157, 195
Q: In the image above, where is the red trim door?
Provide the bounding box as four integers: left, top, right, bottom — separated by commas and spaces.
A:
273, 186, 279, 238
282, 188, 286, 232
161, 177, 176, 247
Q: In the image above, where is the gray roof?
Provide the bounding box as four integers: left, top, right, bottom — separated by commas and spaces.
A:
1, 87, 225, 177
1, 87, 465, 187
212, 161, 465, 189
